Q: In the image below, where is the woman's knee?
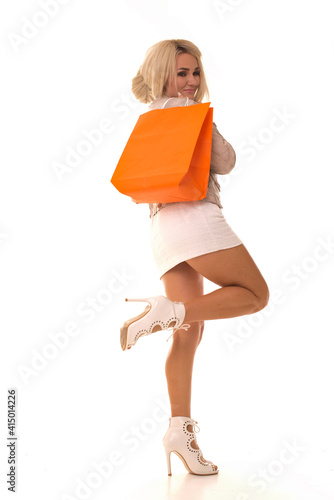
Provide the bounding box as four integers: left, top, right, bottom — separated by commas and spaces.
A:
253, 282, 270, 312
173, 321, 204, 347
197, 321, 205, 345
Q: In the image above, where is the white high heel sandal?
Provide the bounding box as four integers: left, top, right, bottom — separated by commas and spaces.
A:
120, 295, 190, 350
163, 416, 219, 475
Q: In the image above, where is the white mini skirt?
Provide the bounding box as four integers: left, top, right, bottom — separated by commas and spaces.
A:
149, 201, 243, 279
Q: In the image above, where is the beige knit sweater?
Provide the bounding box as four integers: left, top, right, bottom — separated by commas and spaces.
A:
146, 95, 236, 218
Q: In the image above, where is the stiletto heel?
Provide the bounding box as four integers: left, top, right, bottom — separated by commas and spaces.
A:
120, 295, 190, 351
162, 416, 218, 475
164, 447, 172, 476
125, 298, 151, 303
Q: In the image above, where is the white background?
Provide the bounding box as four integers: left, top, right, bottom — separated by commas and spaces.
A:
1, 0, 333, 499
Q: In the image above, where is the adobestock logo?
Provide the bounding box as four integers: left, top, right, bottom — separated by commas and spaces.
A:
7, 0, 72, 53
75, 268, 134, 324
221, 105, 296, 189
17, 267, 134, 385
212, 0, 246, 21
281, 235, 334, 291
222, 234, 334, 353
0, 230, 8, 246
60, 396, 170, 500
247, 438, 307, 493
238, 106, 296, 162
235, 438, 306, 499
51, 93, 140, 182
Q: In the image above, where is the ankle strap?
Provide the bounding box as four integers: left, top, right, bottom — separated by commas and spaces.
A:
166, 323, 191, 342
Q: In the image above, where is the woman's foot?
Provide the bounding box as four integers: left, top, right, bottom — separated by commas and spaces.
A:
163, 416, 219, 475
120, 295, 189, 350
187, 423, 218, 471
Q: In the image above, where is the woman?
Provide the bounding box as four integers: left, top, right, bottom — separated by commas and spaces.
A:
120, 39, 270, 476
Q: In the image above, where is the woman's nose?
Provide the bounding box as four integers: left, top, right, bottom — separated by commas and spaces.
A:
187, 74, 196, 85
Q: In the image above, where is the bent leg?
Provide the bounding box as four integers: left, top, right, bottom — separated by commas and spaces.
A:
184, 244, 270, 323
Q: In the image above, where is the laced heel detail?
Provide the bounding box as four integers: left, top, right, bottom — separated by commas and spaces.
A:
166, 323, 191, 342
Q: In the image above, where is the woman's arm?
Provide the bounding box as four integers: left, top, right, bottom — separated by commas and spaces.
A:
210, 122, 236, 175
162, 97, 236, 174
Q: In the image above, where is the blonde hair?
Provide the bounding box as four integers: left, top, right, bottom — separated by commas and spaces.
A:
132, 39, 210, 104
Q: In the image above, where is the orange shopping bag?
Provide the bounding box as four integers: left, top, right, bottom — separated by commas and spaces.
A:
110, 102, 213, 203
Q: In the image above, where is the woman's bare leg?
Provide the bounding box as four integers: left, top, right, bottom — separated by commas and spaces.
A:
183, 244, 270, 323
161, 261, 204, 419
161, 243, 269, 418
162, 262, 214, 466
160, 244, 268, 469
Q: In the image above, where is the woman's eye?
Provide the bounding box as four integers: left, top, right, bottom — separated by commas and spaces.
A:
177, 72, 200, 77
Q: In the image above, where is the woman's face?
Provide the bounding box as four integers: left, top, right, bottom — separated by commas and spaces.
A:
164, 52, 201, 99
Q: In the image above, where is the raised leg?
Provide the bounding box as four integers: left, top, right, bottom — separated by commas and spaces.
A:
183, 244, 270, 323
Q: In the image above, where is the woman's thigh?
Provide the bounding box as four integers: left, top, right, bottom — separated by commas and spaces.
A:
162, 261, 204, 302
186, 244, 269, 304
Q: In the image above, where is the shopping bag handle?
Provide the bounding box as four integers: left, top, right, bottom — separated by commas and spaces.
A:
160, 96, 190, 109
